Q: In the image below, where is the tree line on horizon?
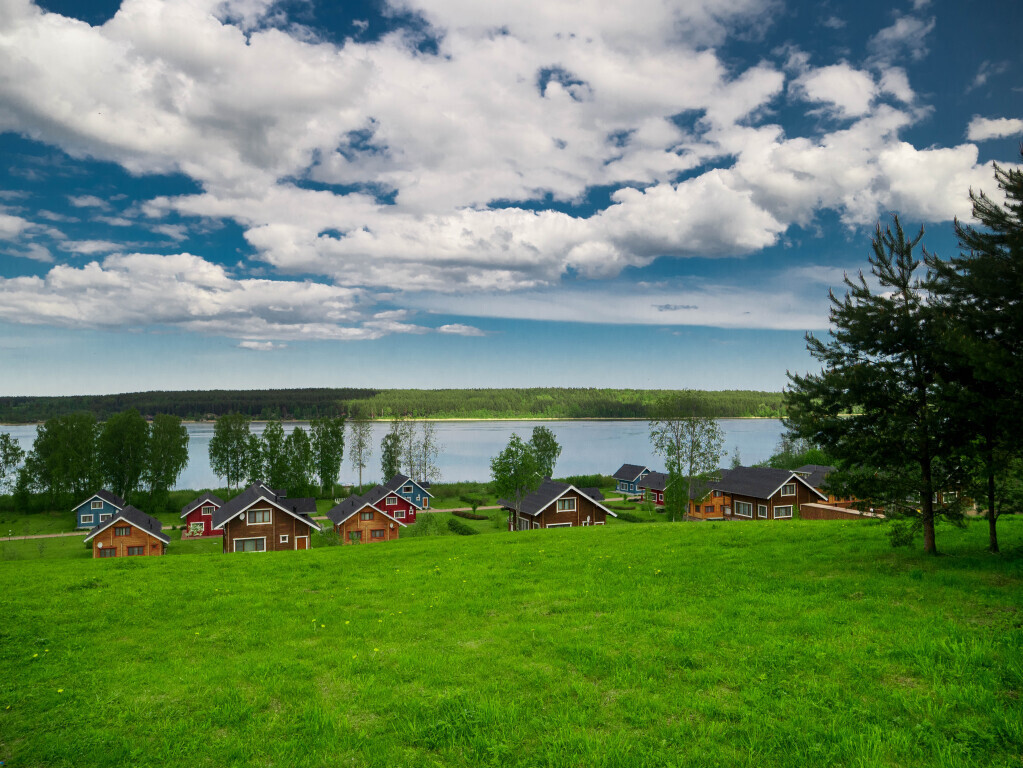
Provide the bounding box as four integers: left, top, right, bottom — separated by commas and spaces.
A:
0, 388, 787, 424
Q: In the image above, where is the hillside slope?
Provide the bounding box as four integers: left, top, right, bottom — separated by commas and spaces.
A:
1, 520, 1021, 767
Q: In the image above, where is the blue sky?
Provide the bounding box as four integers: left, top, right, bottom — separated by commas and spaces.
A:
0, 0, 1020, 396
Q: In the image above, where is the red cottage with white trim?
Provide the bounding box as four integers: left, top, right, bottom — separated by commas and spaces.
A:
180, 492, 225, 536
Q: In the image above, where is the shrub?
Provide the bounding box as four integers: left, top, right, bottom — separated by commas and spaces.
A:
447, 517, 480, 536
615, 512, 648, 523
453, 510, 489, 521
404, 513, 442, 537
555, 473, 611, 488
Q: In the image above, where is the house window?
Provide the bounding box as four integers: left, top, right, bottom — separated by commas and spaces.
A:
91, 500, 103, 509
386, 496, 397, 505
532, 521, 540, 529
517, 517, 530, 530
235, 538, 265, 552
713, 490, 722, 498
99, 514, 111, 522
127, 546, 144, 556
115, 526, 131, 536
201, 505, 214, 515
402, 484, 413, 493
247, 509, 271, 525
280, 534, 289, 544
395, 509, 405, 519
546, 522, 572, 528
349, 531, 362, 542
734, 501, 753, 518
758, 504, 768, 519
774, 506, 793, 519
360, 511, 373, 521
704, 505, 713, 514
371, 529, 385, 539
99, 548, 116, 558
81, 514, 94, 524
781, 483, 796, 496
557, 498, 576, 512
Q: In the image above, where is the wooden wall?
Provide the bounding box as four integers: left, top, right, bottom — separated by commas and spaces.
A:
336, 507, 401, 544
222, 504, 315, 552
91, 525, 165, 558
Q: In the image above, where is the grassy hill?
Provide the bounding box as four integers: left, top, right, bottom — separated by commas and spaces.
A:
2, 519, 1021, 767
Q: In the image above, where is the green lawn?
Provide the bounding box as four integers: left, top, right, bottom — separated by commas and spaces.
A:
1, 518, 1021, 767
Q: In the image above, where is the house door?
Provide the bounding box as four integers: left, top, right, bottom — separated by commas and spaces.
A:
295, 536, 309, 550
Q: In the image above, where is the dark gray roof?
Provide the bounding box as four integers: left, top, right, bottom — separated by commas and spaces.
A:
639, 471, 667, 492
180, 491, 226, 518
581, 487, 605, 501
712, 467, 825, 501
383, 473, 434, 500
326, 485, 407, 526
211, 481, 321, 531
499, 479, 614, 517
612, 464, 649, 482
793, 464, 836, 490
74, 489, 125, 511
84, 505, 170, 544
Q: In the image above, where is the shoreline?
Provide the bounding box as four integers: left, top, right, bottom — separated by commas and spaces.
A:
1, 415, 785, 427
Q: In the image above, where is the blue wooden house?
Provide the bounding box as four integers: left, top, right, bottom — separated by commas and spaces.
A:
73, 489, 126, 529
612, 464, 651, 496
384, 474, 434, 511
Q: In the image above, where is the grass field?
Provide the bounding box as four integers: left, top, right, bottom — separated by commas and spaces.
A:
1, 517, 1020, 767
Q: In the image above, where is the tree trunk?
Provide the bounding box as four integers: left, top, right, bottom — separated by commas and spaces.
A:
921, 455, 938, 556
987, 456, 999, 554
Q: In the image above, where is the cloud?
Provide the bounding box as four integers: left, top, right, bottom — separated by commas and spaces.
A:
867, 15, 935, 63
0, 212, 31, 240
967, 116, 1023, 142
793, 63, 877, 118
67, 195, 111, 209
237, 340, 287, 350
436, 323, 487, 336
59, 240, 125, 254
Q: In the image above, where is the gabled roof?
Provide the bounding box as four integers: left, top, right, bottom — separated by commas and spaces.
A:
384, 473, 434, 501
325, 488, 409, 527
211, 481, 321, 532
180, 491, 226, 518
638, 471, 667, 492
612, 464, 649, 483
712, 467, 827, 501
581, 487, 605, 501
499, 479, 617, 518
792, 464, 836, 490
73, 489, 125, 512
83, 505, 170, 544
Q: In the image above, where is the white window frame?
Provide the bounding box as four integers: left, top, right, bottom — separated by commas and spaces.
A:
781, 483, 796, 497
517, 517, 530, 531
280, 534, 289, 544
546, 522, 572, 528
557, 497, 576, 512
774, 505, 793, 519
201, 505, 215, 516
234, 537, 266, 553
394, 509, 406, 519
81, 513, 94, 524
91, 500, 103, 510
757, 504, 768, 519
247, 508, 272, 525
386, 496, 397, 505
402, 485, 413, 494
532, 521, 540, 529
734, 501, 753, 518
99, 513, 111, 522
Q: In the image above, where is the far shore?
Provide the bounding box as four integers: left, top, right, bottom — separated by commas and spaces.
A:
1, 415, 784, 427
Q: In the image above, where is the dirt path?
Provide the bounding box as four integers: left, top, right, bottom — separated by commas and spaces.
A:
2, 531, 87, 541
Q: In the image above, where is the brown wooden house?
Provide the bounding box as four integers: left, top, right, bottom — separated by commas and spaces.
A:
326, 485, 407, 544
712, 467, 827, 521
792, 465, 857, 508
501, 479, 616, 531
84, 505, 170, 558
211, 481, 321, 553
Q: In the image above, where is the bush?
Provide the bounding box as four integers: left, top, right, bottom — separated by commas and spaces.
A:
453, 510, 489, 521
404, 513, 442, 538
555, 473, 611, 488
447, 517, 480, 536
615, 512, 648, 523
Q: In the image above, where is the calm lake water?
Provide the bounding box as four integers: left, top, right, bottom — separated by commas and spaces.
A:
1, 419, 784, 489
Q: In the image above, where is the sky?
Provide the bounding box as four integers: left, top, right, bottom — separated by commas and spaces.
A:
0, 0, 1020, 396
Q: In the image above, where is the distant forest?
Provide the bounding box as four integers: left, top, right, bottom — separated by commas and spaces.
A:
0, 388, 787, 423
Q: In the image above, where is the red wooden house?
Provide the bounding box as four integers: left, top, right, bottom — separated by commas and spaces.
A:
638, 471, 667, 505
179, 492, 225, 537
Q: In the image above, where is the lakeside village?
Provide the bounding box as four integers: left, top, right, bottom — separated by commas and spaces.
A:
73, 459, 886, 559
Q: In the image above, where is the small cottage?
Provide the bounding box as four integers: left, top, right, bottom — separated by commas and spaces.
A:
713, 467, 827, 521
211, 481, 320, 553
179, 491, 225, 536
326, 488, 407, 544
638, 471, 667, 505
84, 506, 169, 558
501, 479, 616, 531
383, 473, 433, 512
73, 489, 125, 529
612, 464, 650, 496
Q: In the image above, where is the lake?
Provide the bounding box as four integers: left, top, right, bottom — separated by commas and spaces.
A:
1, 419, 785, 489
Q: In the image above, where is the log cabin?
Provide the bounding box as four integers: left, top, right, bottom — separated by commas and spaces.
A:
84, 505, 169, 558
73, 489, 125, 529
713, 466, 827, 521
211, 481, 320, 553
326, 487, 407, 544
792, 465, 857, 508
501, 478, 616, 531
179, 491, 225, 537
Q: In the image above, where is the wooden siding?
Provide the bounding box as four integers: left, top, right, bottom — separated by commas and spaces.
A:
221, 503, 314, 552
725, 482, 820, 521
183, 505, 223, 536
800, 503, 885, 520
378, 494, 418, 525
91, 525, 165, 558
689, 490, 730, 519
335, 507, 400, 545
534, 491, 609, 528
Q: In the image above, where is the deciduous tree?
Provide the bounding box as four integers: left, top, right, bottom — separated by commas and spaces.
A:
98, 409, 149, 503
311, 416, 345, 497
380, 424, 401, 481
0, 433, 24, 494
208, 413, 250, 490
260, 420, 288, 489
529, 426, 562, 479
348, 419, 372, 492
490, 433, 542, 532
145, 414, 189, 507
